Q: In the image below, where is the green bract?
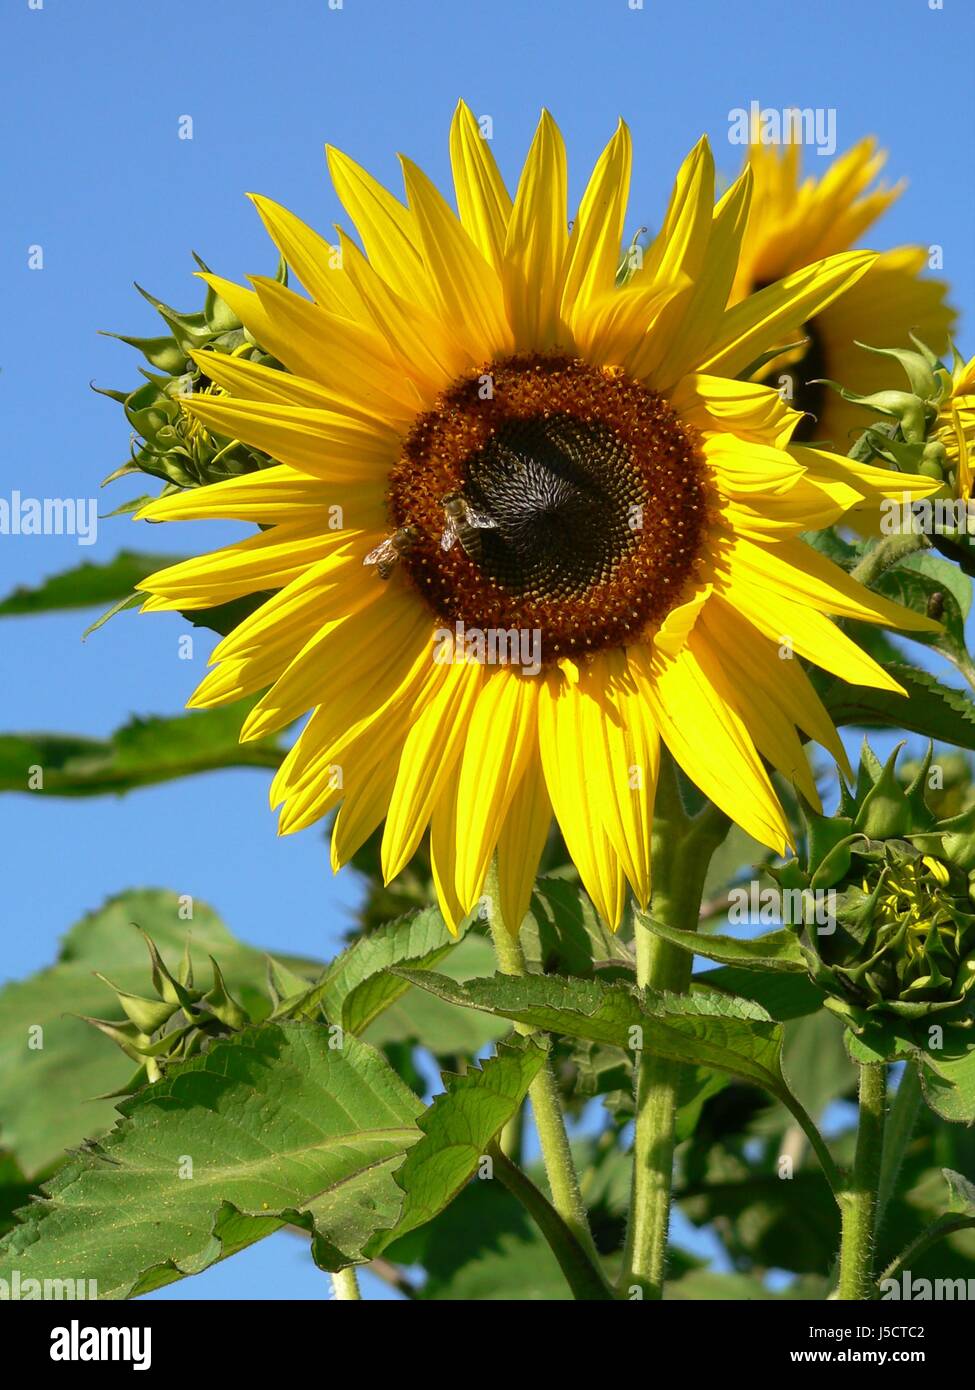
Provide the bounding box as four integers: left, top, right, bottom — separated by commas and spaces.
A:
97, 256, 285, 492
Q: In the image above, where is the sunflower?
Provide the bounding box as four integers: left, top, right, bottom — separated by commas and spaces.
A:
731, 136, 955, 449
136, 103, 940, 934
937, 350, 975, 501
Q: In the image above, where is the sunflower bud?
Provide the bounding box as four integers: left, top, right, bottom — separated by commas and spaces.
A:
786, 743, 975, 1044
96, 254, 287, 492
812, 845, 975, 1026
85, 933, 253, 1090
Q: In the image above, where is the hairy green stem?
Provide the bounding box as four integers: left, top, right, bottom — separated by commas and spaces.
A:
878, 1215, 975, 1289
484, 859, 600, 1269
488, 1142, 614, 1300
619, 753, 729, 1299
331, 1267, 362, 1301
838, 1062, 888, 1300
850, 526, 929, 587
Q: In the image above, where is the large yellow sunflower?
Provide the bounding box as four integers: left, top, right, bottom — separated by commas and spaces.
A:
732, 136, 955, 448
136, 103, 940, 933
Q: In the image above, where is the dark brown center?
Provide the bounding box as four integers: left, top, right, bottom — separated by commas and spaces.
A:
386, 354, 710, 661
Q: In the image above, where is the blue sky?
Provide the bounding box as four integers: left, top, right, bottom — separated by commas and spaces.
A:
2, 0, 973, 1298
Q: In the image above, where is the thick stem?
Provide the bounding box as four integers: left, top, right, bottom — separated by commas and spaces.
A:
619, 753, 729, 1299
488, 1142, 614, 1301
483, 859, 600, 1268
850, 526, 929, 587
331, 1267, 362, 1301
837, 1062, 888, 1300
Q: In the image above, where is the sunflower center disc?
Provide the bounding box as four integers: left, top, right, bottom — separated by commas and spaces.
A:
387, 355, 710, 662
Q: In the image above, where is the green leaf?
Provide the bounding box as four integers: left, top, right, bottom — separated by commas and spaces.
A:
0, 702, 283, 796
869, 553, 975, 680
679, 1171, 839, 1276
822, 664, 975, 751
0, 1022, 424, 1296
0, 889, 322, 1177
0, 552, 185, 619
878, 1159, 975, 1288
918, 1044, 975, 1122
0, 1151, 35, 1239
693, 965, 826, 1021
282, 906, 463, 1034
367, 1037, 548, 1254
637, 912, 807, 972
384, 1179, 571, 1300
363, 934, 509, 1059
394, 971, 787, 1098
520, 878, 633, 976
396, 971, 844, 1188
944, 1167, 975, 1216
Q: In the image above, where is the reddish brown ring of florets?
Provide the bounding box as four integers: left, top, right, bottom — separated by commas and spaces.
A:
386, 354, 710, 660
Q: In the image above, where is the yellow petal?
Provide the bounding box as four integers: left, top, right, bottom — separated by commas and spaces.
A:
561, 119, 632, 332
495, 747, 552, 934
177, 394, 399, 481
629, 640, 791, 853
137, 464, 385, 530
325, 144, 429, 305
400, 155, 512, 362
381, 657, 484, 882
671, 373, 803, 448
449, 100, 512, 274
578, 652, 658, 907
695, 251, 877, 380
250, 276, 422, 415
137, 527, 345, 608
452, 671, 539, 912
727, 535, 941, 632
248, 194, 365, 319
186, 348, 394, 425
335, 229, 465, 396
429, 766, 467, 934
718, 572, 906, 694
538, 671, 627, 929
241, 586, 431, 740
652, 164, 753, 390
695, 607, 820, 807
504, 110, 569, 351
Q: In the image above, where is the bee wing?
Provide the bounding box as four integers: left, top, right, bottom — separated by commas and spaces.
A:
466, 507, 497, 530
364, 538, 394, 567
440, 519, 459, 551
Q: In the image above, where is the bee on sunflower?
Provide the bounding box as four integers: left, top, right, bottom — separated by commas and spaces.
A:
135, 103, 941, 934
731, 135, 955, 448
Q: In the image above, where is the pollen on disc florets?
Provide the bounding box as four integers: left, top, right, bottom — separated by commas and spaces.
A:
386, 354, 711, 662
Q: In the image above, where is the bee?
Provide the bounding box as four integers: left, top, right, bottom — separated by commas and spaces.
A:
363, 524, 420, 580
440, 491, 496, 556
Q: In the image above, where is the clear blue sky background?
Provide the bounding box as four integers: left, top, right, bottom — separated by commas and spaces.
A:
2, 0, 973, 1299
